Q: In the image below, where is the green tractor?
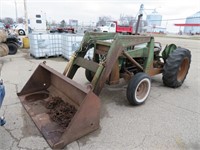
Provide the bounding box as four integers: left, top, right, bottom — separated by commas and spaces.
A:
17, 32, 191, 149
64, 32, 191, 105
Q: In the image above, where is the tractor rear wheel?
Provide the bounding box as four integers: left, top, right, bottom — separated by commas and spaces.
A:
127, 72, 151, 105
7, 42, 18, 55
162, 48, 191, 88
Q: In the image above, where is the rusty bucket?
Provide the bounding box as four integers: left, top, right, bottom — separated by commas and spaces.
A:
17, 62, 100, 149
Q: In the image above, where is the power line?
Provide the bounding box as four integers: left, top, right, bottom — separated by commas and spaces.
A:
148, 16, 200, 22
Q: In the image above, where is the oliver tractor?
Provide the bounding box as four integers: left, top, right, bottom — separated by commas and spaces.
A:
64, 32, 191, 105
17, 32, 191, 149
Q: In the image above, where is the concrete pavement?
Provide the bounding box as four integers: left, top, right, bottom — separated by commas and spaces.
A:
0, 36, 199, 150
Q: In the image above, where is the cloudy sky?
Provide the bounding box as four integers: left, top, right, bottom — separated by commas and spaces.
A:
0, 0, 200, 32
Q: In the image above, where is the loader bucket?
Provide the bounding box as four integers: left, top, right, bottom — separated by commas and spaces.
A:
17, 62, 100, 149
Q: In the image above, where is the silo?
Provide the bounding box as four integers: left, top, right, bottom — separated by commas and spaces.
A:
146, 10, 162, 26
184, 11, 200, 34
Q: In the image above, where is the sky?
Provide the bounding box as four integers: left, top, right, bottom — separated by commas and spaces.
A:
0, 0, 200, 32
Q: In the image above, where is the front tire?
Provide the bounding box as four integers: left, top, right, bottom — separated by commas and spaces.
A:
162, 48, 191, 88
127, 73, 151, 105
18, 29, 25, 35
85, 69, 94, 82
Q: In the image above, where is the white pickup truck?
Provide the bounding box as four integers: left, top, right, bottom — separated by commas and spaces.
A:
97, 21, 133, 34
13, 23, 32, 36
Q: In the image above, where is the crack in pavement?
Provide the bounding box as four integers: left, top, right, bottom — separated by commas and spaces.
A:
150, 94, 200, 115
2, 105, 24, 146
133, 135, 148, 149
77, 140, 81, 150
3, 102, 21, 107
3, 125, 20, 148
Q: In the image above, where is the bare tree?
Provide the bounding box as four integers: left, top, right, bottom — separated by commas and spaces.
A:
60, 20, 66, 27
3, 17, 14, 25
119, 14, 135, 26
17, 17, 24, 23
96, 16, 112, 26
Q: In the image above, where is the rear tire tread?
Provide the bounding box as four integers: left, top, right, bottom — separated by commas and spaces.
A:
162, 47, 191, 88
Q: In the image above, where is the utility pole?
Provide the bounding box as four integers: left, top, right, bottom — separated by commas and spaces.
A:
14, 0, 18, 23
24, 0, 28, 36
0, 0, 2, 20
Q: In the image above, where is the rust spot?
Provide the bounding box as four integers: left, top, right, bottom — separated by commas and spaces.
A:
25, 93, 49, 102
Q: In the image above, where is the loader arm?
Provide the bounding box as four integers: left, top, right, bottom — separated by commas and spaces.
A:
65, 32, 154, 95
93, 35, 152, 95
66, 32, 116, 79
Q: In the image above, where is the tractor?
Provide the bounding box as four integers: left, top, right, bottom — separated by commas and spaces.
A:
17, 32, 191, 148
63, 32, 191, 105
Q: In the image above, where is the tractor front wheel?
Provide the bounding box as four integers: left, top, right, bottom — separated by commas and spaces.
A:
127, 73, 151, 105
162, 48, 191, 88
85, 69, 94, 82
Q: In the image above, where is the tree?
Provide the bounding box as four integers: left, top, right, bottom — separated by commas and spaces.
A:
2, 17, 14, 25
96, 16, 112, 26
17, 17, 24, 23
60, 20, 66, 27
119, 14, 135, 26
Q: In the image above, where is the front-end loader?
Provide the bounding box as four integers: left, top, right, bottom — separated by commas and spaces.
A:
17, 32, 191, 149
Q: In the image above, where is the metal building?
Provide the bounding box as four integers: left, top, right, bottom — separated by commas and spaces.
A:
184, 11, 200, 34
69, 19, 78, 26
146, 10, 162, 26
